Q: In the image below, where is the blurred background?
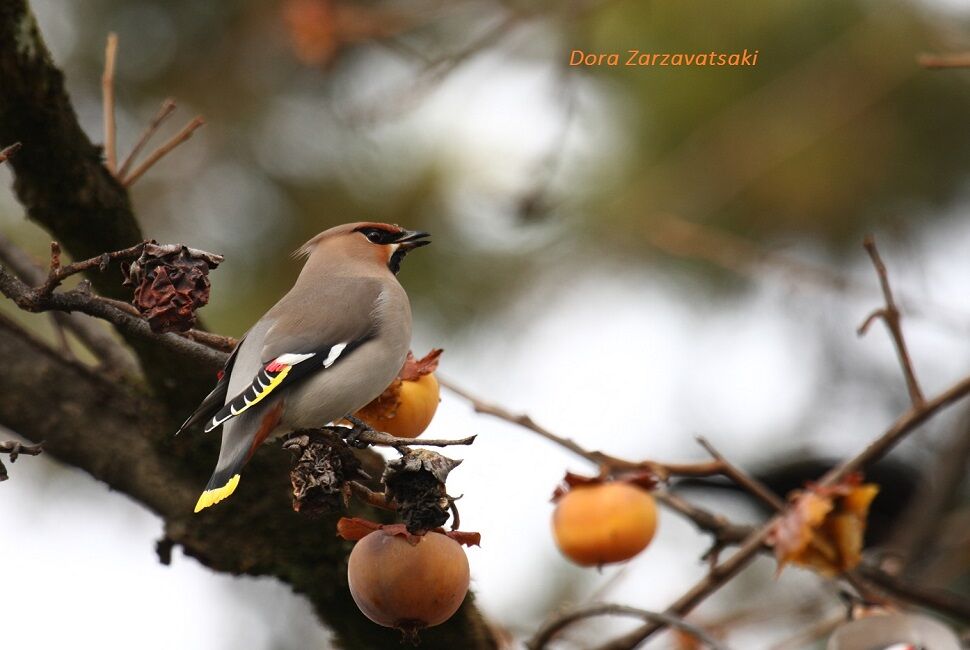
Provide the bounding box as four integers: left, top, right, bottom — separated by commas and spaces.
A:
2, 0, 970, 647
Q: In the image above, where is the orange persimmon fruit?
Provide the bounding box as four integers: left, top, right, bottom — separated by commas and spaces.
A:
347, 529, 470, 632
356, 349, 441, 438
552, 482, 658, 566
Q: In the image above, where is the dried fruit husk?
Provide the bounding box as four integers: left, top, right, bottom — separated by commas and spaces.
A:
383, 449, 459, 534
122, 241, 222, 333
285, 429, 362, 516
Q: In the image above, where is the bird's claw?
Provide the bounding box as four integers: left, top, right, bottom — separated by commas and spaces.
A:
342, 415, 377, 448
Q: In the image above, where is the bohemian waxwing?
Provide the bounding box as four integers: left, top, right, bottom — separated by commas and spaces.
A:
178, 222, 430, 512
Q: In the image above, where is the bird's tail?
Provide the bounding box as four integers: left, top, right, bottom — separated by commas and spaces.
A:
195, 460, 245, 513
194, 403, 284, 513
194, 415, 256, 512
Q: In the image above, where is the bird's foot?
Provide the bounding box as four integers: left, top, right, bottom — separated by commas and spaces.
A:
342, 415, 378, 449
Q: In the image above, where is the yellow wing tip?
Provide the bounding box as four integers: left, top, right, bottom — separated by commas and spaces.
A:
194, 474, 241, 513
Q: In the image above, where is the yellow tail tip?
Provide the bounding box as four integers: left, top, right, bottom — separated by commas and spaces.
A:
194, 474, 241, 513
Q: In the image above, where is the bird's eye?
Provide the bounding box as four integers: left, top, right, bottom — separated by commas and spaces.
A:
361, 229, 384, 243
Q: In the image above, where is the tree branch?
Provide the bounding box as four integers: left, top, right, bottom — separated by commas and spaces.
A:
595, 375, 970, 649
439, 275, 970, 649
445, 368, 970, 648
0, 263, 225, 371
855, 563, 970, 622
101, 33, 118, 173
121, 115, 205, 186
438, 377, 725, 480
352, 429, 477, 448
696, 436, 785, 512
0, 315, 498, 649
0, 233, 140, 374
0, 439, 43, 481
857, 236, 924, 406
527, 603, 727, 650
655, 489, 970, 626
116, 98, 176, 179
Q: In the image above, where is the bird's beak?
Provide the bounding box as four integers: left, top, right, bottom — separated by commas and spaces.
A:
394, 229, 431, 251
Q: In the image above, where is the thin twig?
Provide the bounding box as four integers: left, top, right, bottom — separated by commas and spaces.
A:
0, 264, 225, 369
448, 497, 461, 531
117, 98, 177, 179
0, 142, 21, 164
696, 436, 785, 512
597, 372, 970, 649
442, 365, 970, 647
39, 241, 148, 295
918, 52, 970, 69
440, 238, 970, 648
655, 490, 970, 626
0, 238, 228, 370
644, 214, 969, 335
0, 440, 44, 481
654, 490, 757, 555
348, 11, 522, 124
439, 377, 723, 480
0, 234, 140, 374
347, 481, 396, 510
102, 33, 118, 173
354, 428, 477, 448
857, 236, 924, 406
180, 329, 237, 353
824, 374, 970, 481
0, 440, 44, 461
890, 403, 970, 567
527, 603, 727, 650
856, 563, 970, 623
122, 116, 205, 186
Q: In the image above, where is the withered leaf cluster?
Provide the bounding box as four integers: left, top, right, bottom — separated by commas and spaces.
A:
285, 429, 363, 516
769, 474, 880, 576
384, 449, 460, 534
122, 241, 223, 333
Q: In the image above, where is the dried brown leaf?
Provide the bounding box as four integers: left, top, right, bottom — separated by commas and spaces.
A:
769, 476, 879, 576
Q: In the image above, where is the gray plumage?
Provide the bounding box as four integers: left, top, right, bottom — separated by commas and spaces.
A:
182, 222, 428, 512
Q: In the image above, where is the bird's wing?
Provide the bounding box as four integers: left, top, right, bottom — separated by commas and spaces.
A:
203, 277, 385, 433
175, 338, 244, 435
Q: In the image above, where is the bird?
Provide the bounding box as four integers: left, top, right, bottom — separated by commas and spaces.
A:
177, 222, 430, 513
